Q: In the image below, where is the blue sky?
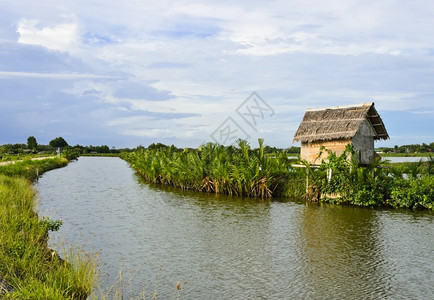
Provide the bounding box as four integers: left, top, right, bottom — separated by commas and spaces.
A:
1, 0, 433, 148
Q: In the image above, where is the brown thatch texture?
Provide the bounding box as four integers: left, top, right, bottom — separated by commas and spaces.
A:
293, 102, 389, 143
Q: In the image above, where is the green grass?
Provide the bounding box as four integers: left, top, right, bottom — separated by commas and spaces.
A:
0, 156, 180, 299
0, 157, 99, 299
0, 175, 98, 299
0, 153, 57, 162
0, 157, 68, 181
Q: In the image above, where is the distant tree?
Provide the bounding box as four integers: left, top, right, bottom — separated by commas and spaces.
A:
420, 143, 429, 152
12, 144, 26, 153
286, 146, 301, 154
49, 137, 69, 148
94, 145, 110, 153
37, 144, 52, 152
27, 136, 38, 150
0, 144, 14, 155
72, 144, 85, 154
147, 142, 169, 150
263, 145, 278, 154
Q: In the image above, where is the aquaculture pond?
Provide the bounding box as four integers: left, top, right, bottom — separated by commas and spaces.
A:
36, 157, 433, 299
382, 156, 429, 163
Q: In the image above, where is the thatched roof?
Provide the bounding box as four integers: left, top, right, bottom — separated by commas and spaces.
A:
293, 102, 389, 143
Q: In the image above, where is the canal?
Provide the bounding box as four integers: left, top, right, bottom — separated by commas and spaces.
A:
36, 157, 433, 299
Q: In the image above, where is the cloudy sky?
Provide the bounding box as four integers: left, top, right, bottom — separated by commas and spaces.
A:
1, 0, 433, 148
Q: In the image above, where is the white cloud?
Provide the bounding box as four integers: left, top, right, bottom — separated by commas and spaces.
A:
2, 0, 434, 147
0, 71, 115, 79
17, 15, 82, 51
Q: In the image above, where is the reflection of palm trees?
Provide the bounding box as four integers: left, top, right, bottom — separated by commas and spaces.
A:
298, 203, 391, 299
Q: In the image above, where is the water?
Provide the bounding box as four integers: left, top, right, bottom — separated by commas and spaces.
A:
381, 156, 429, 163
36, 157, 434, 299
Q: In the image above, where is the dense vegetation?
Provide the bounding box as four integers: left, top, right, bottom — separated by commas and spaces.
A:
0, 158, 98, 299
123, 139, 305, 198
305, 145, 434, 209
124, 140, 433, 209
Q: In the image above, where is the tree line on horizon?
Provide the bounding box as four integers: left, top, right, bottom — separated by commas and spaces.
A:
1, 136, 433, 158
0, 136, 124, 158
377, 143, 434, 154
0, 137, 301, 157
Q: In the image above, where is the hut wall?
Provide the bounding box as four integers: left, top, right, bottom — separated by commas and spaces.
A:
300, 139, 352, 165
352, 120, 376, 165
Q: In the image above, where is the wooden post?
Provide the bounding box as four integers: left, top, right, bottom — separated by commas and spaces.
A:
291, 164, 320, 194
327, 168, 332, 182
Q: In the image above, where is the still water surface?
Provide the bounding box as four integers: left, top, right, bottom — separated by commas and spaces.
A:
382, 156, 429, 163
36, 157, 433, 299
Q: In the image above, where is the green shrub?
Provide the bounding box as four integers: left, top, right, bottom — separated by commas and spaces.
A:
303, 145, 433, 209
388, 176, 434, 209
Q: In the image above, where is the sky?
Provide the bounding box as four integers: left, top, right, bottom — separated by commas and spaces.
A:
1, 0, 433, 148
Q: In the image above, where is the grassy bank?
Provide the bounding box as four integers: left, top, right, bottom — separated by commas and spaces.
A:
0, 158, 98, 299
0, 157, 68, 181
0, 153, 57, 163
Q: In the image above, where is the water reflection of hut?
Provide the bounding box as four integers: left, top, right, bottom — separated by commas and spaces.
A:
293, 102, 389, 166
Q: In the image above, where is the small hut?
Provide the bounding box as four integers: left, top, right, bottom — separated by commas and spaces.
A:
293, 102, 389, 166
